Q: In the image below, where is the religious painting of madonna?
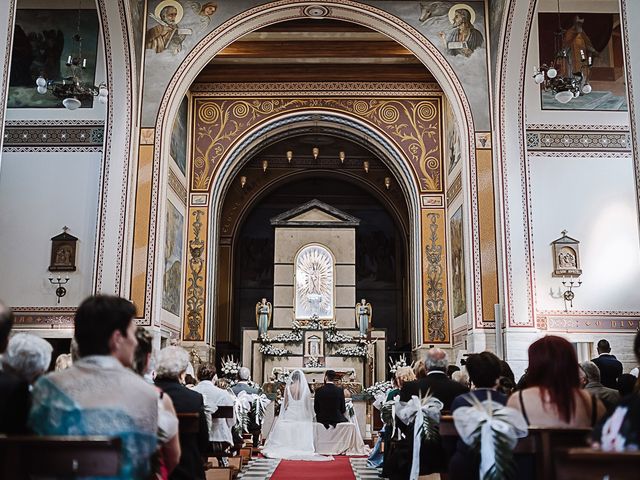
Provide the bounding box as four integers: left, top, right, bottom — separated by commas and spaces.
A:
538, 12, 627, 111
450, 207, 467, 318
163, 201, 184, 317
8, 9, 99, 108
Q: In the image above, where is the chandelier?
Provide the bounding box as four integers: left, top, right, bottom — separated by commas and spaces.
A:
532, 0, 593, 104
34, 3, 107, 110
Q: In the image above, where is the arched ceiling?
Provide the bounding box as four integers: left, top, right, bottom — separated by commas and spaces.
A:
194, 19, 436, 83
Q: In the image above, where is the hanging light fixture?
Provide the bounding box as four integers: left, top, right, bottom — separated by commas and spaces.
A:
384, 177, 391, 190
312, 147, 319, 160
35, 1, 108, 110
286, 150, 293, 163
532, 0, 593, 104
240, 176, 247, 188
262, 160, 268, 172
339, 151, 346, 164
363, 160, 370, 173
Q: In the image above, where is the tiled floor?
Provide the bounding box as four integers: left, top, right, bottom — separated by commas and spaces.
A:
237, 457, 281, 480
350, 457, 383, 480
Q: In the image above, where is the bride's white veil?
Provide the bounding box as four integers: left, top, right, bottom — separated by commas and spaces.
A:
281, 369, 314, 422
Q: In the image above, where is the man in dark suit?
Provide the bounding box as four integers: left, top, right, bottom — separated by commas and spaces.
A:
592, 339, 623, 390
389, 348, 469, 479
0, 301, 30, 434
314, 370, 349, 428
400, 347, 469, 410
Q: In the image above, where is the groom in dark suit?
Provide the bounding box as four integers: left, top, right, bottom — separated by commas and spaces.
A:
314, 370, 349, 428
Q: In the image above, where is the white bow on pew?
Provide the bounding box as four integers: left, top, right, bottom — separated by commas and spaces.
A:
453, 394, 528, 479
394, 393, 444, 480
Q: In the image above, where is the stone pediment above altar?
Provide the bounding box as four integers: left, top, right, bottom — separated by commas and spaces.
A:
270, 199, 360, 228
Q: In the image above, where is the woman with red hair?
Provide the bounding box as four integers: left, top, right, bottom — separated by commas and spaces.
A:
507, 335, 605, 427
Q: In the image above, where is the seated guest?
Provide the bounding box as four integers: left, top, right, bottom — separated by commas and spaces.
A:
193, 363, 236, 457
452, 370, 470, 389
595, 331, 640, 450
3, 333, 52, 384
133, 327, 180, 479
448, 351, 506, 480
155, 346, 209, 480
29, 295, 159, 479
231, 367, 259, 395
412, 359, 427, 380
618, 373, 637, 397
54, 353, 73, 371
507, 335, 605, 427
378, 367, 416, 476
314, 369, 349, 428
0, 302, 30, 434
231, 367, 261, 446
390, 366, 415, 400
580, 361, 620, 412
401, 347, 469, 410
447, 364, 460, 378
592, 339, 623, 389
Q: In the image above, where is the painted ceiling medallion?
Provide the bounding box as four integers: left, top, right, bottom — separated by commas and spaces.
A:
303, 5, 330, 18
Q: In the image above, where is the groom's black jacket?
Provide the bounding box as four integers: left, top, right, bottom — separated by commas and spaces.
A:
314, 382, 349, 428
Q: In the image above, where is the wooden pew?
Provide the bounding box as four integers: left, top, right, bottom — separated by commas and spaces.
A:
178, 412, 201, 433
0, 435, 121, 479
554, 447, 640, 480
438, 415, 592, 480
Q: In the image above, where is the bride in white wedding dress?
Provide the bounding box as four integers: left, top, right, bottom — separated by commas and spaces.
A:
262, 369, 332, 461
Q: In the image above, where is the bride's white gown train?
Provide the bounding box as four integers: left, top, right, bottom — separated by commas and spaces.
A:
261, 370, 332, 461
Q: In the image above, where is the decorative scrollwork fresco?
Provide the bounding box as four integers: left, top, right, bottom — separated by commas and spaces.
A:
185, 209, 205, 340
422, 210, 449, 343
193, 96, 442, 193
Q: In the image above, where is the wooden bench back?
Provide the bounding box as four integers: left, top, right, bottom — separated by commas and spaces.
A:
211, 405, 234, 419
554, 447, 640, 480
178, 412, 201, 433
0, 435, 121, 479
439, 415, 591, 479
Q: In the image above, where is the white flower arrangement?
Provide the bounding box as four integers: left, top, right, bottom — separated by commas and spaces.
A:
304, 356, 323, 368
221, 355, 241, 379
335, 344, 368, 358
258, 343, 291, 357
265, 330, 303, 343
388, 354, 408, 375
291, 316, 337, 331
325, 330, 353, 343
362, 380, 392, 399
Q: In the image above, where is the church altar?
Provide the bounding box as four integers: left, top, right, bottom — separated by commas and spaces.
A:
241, 200, 387, 387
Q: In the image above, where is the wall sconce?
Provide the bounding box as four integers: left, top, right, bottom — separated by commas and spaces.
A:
312, 147, 319, 160
240, 176, 247, 188
48, 275, 69, 304
286, 150, 293, 163
339, 151, 345, 164
363, 160, 369, 173
561, 277, 582, 310
384, 177, 391, 190
262, 160, 268, 173
551, 230, 582, 311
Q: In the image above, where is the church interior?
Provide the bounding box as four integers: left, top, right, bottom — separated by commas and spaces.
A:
1, 0, 640, 478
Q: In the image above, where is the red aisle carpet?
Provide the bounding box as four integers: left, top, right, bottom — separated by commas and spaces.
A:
269, 455, 356, 480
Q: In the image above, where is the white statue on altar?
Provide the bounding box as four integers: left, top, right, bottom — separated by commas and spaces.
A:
255, 298, 272, 336
355, 299, 372, 337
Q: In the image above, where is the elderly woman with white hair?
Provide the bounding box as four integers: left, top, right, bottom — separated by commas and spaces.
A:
3, 333, 53, 384
155, 346, 209, 480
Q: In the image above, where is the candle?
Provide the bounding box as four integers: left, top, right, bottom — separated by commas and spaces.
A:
82, 58, 87, 68
67, 55, 72, 65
